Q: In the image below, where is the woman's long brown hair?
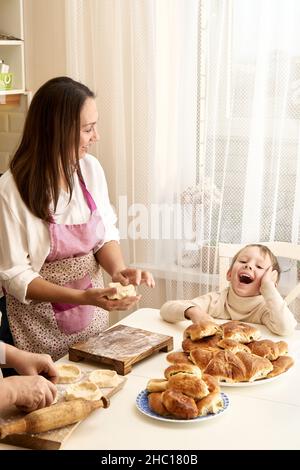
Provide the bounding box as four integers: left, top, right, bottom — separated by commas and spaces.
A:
10, 76, 95, 221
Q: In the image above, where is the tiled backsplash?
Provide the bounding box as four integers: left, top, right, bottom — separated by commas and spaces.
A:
0, 94, 27, 174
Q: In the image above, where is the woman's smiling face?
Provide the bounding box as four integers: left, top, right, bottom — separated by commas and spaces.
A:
79, 97, 99, 158
227, 246, 272, 297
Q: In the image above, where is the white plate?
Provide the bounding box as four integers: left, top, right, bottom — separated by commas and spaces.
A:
136, 390, 229, 423
219, 369, 291, 387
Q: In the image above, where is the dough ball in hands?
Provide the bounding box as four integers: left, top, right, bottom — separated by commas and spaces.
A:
107, 282, 137, 300
162, 389, 198, 420
56, 364, 82, 384
89, 369, 119, 388
65, 381, 102, 401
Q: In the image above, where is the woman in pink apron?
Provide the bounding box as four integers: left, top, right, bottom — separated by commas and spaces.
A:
0, 77, 154, 363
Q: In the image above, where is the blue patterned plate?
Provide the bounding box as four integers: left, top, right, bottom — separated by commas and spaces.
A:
136, 390, 229, 423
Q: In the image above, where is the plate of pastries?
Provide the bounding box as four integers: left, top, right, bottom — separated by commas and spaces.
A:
166, 320, 294, 386
136, 363, 229, 422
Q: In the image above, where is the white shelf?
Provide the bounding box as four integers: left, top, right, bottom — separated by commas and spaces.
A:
0, 0, 25, 94
0, 40, 23, 46
0, 88, 24, 95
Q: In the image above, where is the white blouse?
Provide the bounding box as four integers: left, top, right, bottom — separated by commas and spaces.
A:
0, 154, 119, 304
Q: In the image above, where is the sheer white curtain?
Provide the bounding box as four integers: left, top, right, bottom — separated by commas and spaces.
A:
65, 0, 300, 319
199, 0, 300, 317
65, 0, 199, 310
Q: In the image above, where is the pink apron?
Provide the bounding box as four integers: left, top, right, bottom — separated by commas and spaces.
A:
6, 177, 109, 361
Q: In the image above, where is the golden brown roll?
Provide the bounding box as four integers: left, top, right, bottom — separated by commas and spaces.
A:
184, 321, 222, 341
196, 391, 224, 417
221, 320, 261, 343
267, 355, 294, 378
247, 339, 281, 361
167, 374, 209, 400
202, 374, 220, 393
166, 351, 192, 364
189, 349, 215, 370
162, 389, 198, 419
148, 392, 170, 417
182, 335, 221, 353
217, 339, 251, 354
277, 341, 289, 356
146, 378, 168, 392
164, 363, 202, 380
204, 350, 247, 383
236, 351, 273, 381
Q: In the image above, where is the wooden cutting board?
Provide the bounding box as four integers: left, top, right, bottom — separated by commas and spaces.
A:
0, 373, 126, 450
69, 324, 174, 375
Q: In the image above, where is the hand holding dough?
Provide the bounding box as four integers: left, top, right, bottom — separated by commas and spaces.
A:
107, 282, 137, 300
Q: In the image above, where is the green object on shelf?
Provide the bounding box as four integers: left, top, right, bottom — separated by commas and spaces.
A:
0, 73, 13, 90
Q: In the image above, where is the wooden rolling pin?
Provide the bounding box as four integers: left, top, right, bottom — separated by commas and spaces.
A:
0, 396, 109, 439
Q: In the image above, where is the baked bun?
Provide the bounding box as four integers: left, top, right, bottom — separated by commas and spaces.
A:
236, 351, 273, 381
184, 321, 222, 341
202, 374, 220, 393
166, 351, 192, 364
164, 363, 202, 380
146, 378, 168, 392
196, 391, 224, 417
221, 321, 261, 343
182, 335, 221, 352
277, 341, 289, 356
162, 389, 199, 419
148, 392, 170, 417
167, 374, 209, 400
203, 350, 247, 383
217, 339, 251, 354
267, 355, 294, 378
246, 339, 283, 361
189, 349, 215, 370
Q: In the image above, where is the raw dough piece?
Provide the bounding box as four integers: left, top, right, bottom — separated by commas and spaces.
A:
57, 364, 82, 384
89, 369, 119, 388
65, 381, 103, 401
108, 282, 136, 300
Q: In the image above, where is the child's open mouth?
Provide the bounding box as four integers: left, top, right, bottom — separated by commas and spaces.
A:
239, 274, 253, 284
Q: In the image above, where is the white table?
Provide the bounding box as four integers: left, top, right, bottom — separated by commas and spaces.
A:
1, 308, 300, 450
